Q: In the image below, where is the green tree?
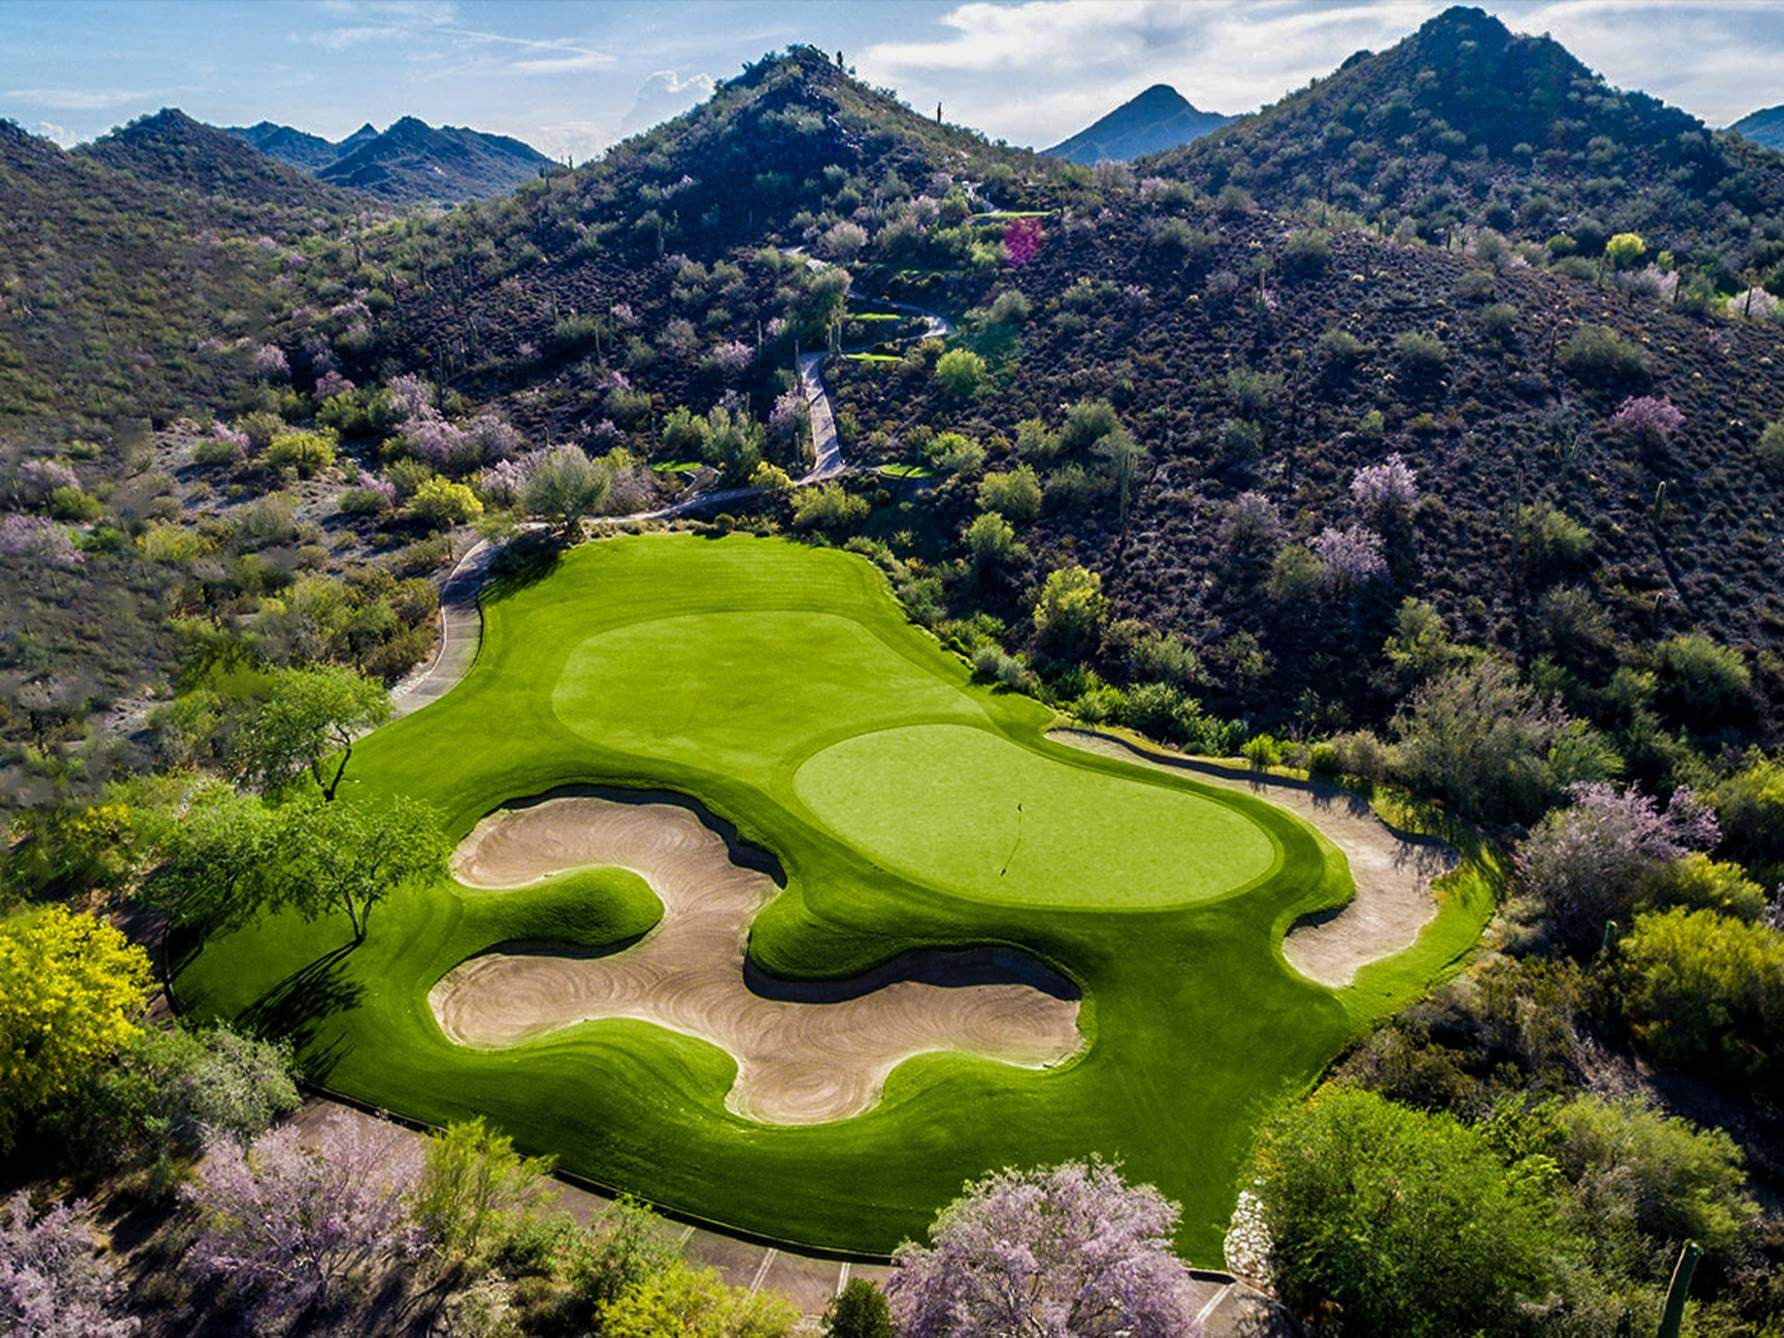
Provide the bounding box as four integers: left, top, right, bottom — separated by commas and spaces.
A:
0, 907, 153, 1151
1619, 908, 1783, 1091
599, 1258, 799, 1337
1094, 425, 1148, 520
415, 1117, 559, 1267
976, 465, 1041, 523
523, 444, 611, 534
1391, 658, 1561, 824
1709, 754, 1784, 872
279, 795, 449, 942
935, 348, 987, 398
792, 483, 869, 535
823, 1277, 894, 1337
1604, 232, 1646, 271
1254, 1086, 1566, 1338
406, 476, 483, 530
965, 511, 1026, 572
143, 781, 279, 928
239, 666, 390, 802
1032, 565, 1107, 657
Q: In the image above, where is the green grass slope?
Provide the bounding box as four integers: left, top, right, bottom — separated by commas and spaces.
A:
173, 533, 1491, 1259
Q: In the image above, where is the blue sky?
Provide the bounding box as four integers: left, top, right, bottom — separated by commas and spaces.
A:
4, 1, 1782, 160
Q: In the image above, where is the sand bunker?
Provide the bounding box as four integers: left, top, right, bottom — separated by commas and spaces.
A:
428, 793, 1082, 1124
1051, 730, 1457, 987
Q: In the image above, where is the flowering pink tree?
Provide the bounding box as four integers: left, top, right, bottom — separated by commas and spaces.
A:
887, 1159, 1201, 1337
0, 1193, 136, 1337
1350, 453, 1419, 523
709, 340, 754, 380
1518, 781, 1719, 951
1, 515, 83, 568
1610, 395, 1683, 449
15, 459, 79, 505
314, 370, 355, 401
184, 1114, 422, 1325
1220, 491, 1283, 557
1311, 524, 1387, 589
768, 387, 810, 453
1003, 217, 1044, 268
251, 343, 289, 381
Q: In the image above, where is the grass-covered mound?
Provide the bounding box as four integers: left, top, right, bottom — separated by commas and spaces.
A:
174, 533, 1490, 1258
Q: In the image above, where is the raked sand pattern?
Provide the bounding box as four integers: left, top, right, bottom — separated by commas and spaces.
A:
428, 794, 1083, 1125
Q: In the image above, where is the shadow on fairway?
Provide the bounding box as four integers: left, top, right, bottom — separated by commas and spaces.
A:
239, 942, 365, 1075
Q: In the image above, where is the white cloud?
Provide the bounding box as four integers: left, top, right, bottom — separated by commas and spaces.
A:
508, 45, 613, 76
619, 70, 716, 135
30, 120, 77, 146
3, 85, 146, 111
532, 118, 608, 163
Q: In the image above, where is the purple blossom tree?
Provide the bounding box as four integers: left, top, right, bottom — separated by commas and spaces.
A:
609, 302, 638, 329
476, 451, 544, 507
251, 344, 289, 381
1311, 524, 1387, 589
0, 515, 83, 568
768, 387, 810, 449
1610, 395, 1683, 449
1003, 217, 1044, 268
0, 1193, 136, 1337
1518, 781, 1719, 951
709, 341, 754, 379
1220, 491, 1283, 556
15, 459, 79, 505
887, 1159, 1201, 1338
313, 370, 355, 401
183, 1114, 422, 1325
1350, 453, 1419, 522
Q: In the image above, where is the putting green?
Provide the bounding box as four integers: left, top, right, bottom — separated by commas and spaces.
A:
173, 533, 1494, 1260
794, 724, 1278, 909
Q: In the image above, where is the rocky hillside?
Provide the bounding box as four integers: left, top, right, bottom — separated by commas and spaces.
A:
1149, 6, 1784, 289
1045, 85, 1234, 164
228, 116, 555, 204
75, 109, 365, 213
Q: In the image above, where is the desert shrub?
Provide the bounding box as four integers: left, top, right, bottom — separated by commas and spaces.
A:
406, 477, 482, 529
1013, 416, 1061, 462
1104, 618, 1199, 688
601, 1258, 799, 1337
1454, 268, 1495, 302
1550, 1095, 1757, 1274
964, 512, 1025, 570
1619, 908, 1783, 1091
1265, 543, 1322, 605
1032, 565, 1107, 657
977, 465, 1041, 523
1216, 184, 1255, 216
1217, 417, 1264, 468
1254, 1086, 1566, 1338
1318, 327, 1367, 364
1609, 395, 1683, 449
1058, 399, 1121, 452
1644, 853, 1768, 922
317, 386, 400, 440
1394, 330, 1447, 374
1223, 366, 1284, 418
1481, 303, 1519, 341
1392, 659, 1563, 824
1242, 734, 1284, 768
658, 405, 709, 458
935, 348, 987, 398
50, 1023, 298, 1179
749, 461, 792, 493
414, 1117, 558, 1267
792, 483, 868, 534
1519, 502, 1595, 574
1559, 324, 1650, 385
987, 289, 1031, 326
823, 1277, 893, 1338
1282, 228, 1332, 276
970, 642, 1029, 690
1708, 755, 1784, 872
925, 431, 985, 477
263, 428, 337, 477
1651, 632, 1750, 725
1758, 418, 1784, 476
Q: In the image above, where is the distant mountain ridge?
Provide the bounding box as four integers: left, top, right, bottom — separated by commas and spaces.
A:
1730, 105, 1784, 152
227, 116, 554, 203
75, 109, 363, 212
1045, 85, 1233, 164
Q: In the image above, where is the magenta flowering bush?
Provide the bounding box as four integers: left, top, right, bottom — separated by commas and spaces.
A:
313, 369, 355, 401
183, 1114, 422, 1325
1003, 216, 1044, 267
1517, 781, 1719, 949
1610, 394, 1683, 448
709, 340, 754, 378
1311, 524, 1387, 588
1350, 452, 1419, 520
887, 1159, 1201, 1337
0, 1193, 135, 1337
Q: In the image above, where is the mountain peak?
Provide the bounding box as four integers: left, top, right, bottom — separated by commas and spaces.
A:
1045, 84, 1233, 164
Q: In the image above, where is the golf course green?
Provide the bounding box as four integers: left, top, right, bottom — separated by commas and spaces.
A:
173, 532, 1493, 1259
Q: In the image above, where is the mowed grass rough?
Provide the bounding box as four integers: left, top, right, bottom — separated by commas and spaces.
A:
173, 533, 1491, 1259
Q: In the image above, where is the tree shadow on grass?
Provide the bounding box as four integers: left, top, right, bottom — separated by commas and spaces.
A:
483, 529, 564, 601
237, 943, 364, 1083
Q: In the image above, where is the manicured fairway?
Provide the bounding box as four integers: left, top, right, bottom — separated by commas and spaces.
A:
173, 533, 1493, 1260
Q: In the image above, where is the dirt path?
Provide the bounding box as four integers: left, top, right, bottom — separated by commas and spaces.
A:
429, 791, 1082, 1124
1051, 729, 1455, 987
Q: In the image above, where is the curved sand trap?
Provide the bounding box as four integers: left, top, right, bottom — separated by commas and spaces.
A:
429, 793, 1082, 1124
1051, 730, 1457, 987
